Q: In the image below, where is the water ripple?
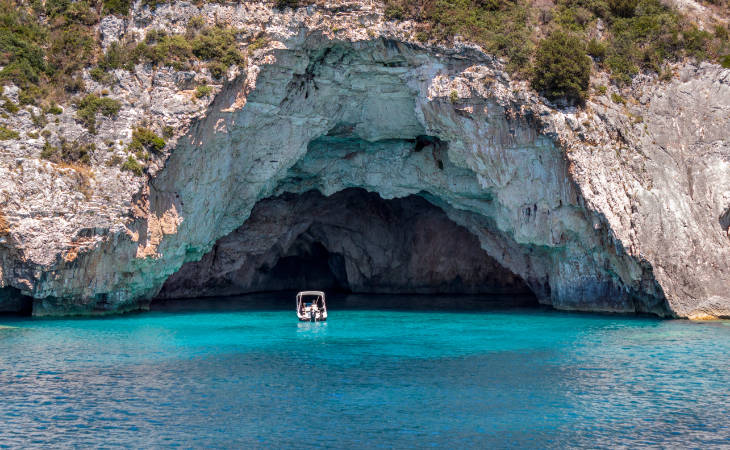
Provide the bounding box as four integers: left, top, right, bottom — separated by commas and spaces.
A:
0, 307, 728, 447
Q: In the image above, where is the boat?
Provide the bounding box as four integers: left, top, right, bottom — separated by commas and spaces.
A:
296, 291, 327, 322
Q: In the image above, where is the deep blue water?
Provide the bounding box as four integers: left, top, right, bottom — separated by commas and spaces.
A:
0, 297, 729, 448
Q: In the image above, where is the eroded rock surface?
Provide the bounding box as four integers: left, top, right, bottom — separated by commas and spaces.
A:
0, 1, 727, 317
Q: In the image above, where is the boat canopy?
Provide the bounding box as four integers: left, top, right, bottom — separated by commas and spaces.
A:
296, 291, 327, 321
297, 291, 326, 297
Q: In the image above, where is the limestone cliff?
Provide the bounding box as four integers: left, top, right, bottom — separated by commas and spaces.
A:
0, 1, 728, 318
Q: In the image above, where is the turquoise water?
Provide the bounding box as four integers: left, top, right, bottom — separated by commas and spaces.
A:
1, 301, 729, 447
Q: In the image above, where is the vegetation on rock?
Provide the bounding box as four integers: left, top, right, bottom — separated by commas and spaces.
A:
722, 54, 730, 69
383, 0, 730, 101
74, 94, 121, 133
128, 127, 166, 154
195, 85, 213, 98
121, 155, 144, 176
92, 23, 244, 79
383, 0, 533, 75
0, 125, 19, 140
0, 0, 245, 111
0, 210, 9, 234
40, 138, 95, 164
532, 32, 591, 103
0, 0, 726, 115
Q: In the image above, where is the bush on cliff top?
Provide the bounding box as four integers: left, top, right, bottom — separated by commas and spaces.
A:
93, 24, 243, 79
0, 0, 726, 112
383, 0, 533, 76
0, 0, 100, 105
532, 32, 591, 103
382, 0, 729, 89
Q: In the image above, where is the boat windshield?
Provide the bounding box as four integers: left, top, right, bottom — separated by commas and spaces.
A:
303, 296, 322, 306
298, 294, 324, 309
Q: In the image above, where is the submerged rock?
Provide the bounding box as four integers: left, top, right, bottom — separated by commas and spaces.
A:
0, 2, 727, 317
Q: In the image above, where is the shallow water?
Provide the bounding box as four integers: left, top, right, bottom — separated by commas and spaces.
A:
0, 297, 729, 447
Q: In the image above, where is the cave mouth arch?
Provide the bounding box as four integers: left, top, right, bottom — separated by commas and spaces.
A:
155, 188, 538, 309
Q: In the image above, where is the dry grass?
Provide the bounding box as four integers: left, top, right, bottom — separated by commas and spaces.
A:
0, 210, 10, 234
56, 163, 95, 201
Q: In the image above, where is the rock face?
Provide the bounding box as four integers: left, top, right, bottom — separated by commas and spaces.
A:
0, 1, 728, 317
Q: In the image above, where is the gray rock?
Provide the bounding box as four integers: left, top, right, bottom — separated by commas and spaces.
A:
0, 1, 726, 318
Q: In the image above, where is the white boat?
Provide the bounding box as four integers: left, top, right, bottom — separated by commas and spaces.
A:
296, 291, 327, 322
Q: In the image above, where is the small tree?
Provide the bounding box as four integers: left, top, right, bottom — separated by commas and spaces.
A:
531, 32, 591, 104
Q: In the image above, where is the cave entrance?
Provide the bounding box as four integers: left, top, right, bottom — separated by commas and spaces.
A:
156, 188, 538, 309
255, 240, 350, 293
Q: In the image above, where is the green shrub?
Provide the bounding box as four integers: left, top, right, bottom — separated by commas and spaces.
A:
2, 98, 19, 113
595, 84, 607, 94
609, 0, 638, 17
48, 0, 98, 25
102, 0, 130, 15
74, 94, 121, 133
40, 138, 94, 163
40, 140, 56, 159
188, 15, 205, 30
248, 37, 268, 52
111, 25, 243, 76
140, 0, 168, 10
721, 55, 730, 69
384, 4, 406, 20
587, 38, 607, 60
606, 0, 687, 81
90, 66, 114, 84
99, 41, 126, 71
682, 26, 712, 60
17, 86, 42, 105
48, 25, 96, 89
162, 125, 174, 139
449, 90, 459, 103
0, 1, 48, 88
45, 102, 62, 115
207, 61, 227, 79
611, 92, 626, 104
0, 126, 19, 140
195, 85, 212, 98
531, 32, 591, 103
192, 26, 243, 70
144, 31, 193, 67
128, 127, 165, 153
121, 155, 144, 176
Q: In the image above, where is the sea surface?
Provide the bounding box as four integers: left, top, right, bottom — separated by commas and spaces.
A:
0, 295, 729, 448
